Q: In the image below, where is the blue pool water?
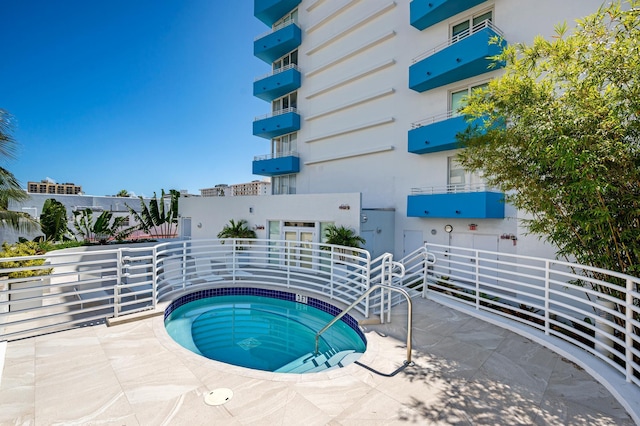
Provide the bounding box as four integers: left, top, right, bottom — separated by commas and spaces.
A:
164, 293, 366, 373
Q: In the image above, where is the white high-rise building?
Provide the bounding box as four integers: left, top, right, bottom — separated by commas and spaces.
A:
182, 0, 605, 259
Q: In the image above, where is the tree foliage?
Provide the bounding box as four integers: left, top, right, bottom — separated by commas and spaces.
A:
217, 219, 256, 240
0, 109, 40, 233
457, 1, 640, 276
40, 198, 70, 241
126, 189, 179, 238
73, 209, 134, 244
0, 241, 51, 278
322, 224, 366, 251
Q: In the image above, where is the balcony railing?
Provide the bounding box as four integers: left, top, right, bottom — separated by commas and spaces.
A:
254, 107, 298, 122
254, 63, 300, 82
253, 150, 299, 161
254, 19, 297, 41
412, 19, 504, 64
411, 110, 456, 128
410, 183, 493, 195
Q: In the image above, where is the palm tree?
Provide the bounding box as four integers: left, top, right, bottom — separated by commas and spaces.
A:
0, 109, 39, 233
322, 224, 366, 259
217, 219, 257, 251
217, 219, 257, 239
116, 189, 130, 197
323, 224, 365, 248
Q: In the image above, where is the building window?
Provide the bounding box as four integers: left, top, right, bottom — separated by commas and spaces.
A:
273, 9, 298, 29
450, 82, 489, 116
273, 50, 298, 71
273, 175, 296, 195
448, 157, 483, 191
451, 10, 493, 38
272, 92, 297, 113
272, 133, 297, 157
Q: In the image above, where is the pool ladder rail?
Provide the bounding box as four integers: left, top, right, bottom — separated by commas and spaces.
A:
314, 284, 413, 365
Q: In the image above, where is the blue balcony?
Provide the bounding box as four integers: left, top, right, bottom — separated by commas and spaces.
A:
253, 153, 300, 176
254, 65, 301, 102
255, 0, 302, 27
409, 21, 506, 93
253, 108, 301, 139
407, 187, 504, 219
254, 22, 302, 64
410, 0, 488, 31
409, 114, 486, 154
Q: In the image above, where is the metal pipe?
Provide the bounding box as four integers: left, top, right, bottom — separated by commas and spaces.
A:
314, 284, 413, 364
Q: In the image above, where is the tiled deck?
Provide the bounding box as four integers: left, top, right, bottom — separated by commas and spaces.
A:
0, 297, 634, 425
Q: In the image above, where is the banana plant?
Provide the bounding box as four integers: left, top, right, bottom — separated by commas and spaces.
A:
126, 189, 179, 238
73, 209, 135, 244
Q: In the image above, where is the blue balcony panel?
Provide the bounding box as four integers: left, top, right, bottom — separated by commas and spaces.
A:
253, 155, 300, 176
409, 26, 506, 93
253, 67, 301, 102
410, 0, 488, 31
254, 23, 302, 64
253, 110, 301, 139
407, 191, 505, 219
409, 115, 484, 154
255, 0, 302, 27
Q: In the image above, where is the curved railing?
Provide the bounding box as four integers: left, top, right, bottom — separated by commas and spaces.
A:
153, 239, 405, 320
383, 243, 639, 421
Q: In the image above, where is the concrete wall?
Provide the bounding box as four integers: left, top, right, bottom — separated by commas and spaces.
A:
179, 193, 365, 245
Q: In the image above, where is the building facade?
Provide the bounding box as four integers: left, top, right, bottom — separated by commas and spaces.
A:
245, 0, 604, 258
27, 180, 82, 195
181, 1, 606, 259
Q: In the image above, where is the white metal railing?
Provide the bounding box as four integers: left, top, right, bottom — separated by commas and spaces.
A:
253, 150, 299, 162
254, 107, 298, 122
410, 183, 495, 195
254, 19, 297, 41
396, 243, 639, 389
411, 110, 458, 129
254, 64, 300, 82
412, 19, 504, 64
1, 239, 403, 341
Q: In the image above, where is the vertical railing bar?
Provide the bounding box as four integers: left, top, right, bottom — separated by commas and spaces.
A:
475, 250, 480, 310
626, 277, 634, 383
545, 260, 550, 336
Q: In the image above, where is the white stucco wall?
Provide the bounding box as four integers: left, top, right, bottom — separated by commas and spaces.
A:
179, 193, 363, 244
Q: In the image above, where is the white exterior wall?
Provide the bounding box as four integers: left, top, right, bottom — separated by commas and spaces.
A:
180, 193, 362, 242
249, 0, 604, 259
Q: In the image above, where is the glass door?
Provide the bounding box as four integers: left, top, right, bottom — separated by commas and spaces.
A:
283, 225, 316, 269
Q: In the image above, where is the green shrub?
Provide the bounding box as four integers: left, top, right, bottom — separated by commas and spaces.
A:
0, 242, 52, 279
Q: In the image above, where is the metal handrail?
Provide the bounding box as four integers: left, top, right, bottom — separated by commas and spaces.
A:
314, 284, 414, 364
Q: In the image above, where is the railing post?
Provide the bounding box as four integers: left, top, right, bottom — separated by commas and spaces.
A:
626, 277, 634, 383
475, 250, 480, 310
114, 249, 122, 318
544, 260, 550, 336
152, 245, 158, 309
181, 240, 187, 290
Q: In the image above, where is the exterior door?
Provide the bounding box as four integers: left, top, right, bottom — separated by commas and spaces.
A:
284, 228, 315, 269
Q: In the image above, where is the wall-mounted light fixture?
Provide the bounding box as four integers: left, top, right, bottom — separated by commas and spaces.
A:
339, 204, 350, 210
444, 224, 453, 233
468, 223, 477, 231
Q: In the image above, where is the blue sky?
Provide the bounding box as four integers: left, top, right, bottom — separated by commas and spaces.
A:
0, 0, 269, 197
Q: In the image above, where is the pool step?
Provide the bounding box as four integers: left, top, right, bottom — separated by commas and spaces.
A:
275, 349, 358, 373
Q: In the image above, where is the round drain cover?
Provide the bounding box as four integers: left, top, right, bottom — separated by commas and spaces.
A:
204, 388, 233, 406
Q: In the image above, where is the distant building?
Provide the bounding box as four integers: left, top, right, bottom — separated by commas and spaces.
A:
200, 181, 271, 197
27, 180, 82, 195
200, 184, 230, 197
231, 180, 271, 196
